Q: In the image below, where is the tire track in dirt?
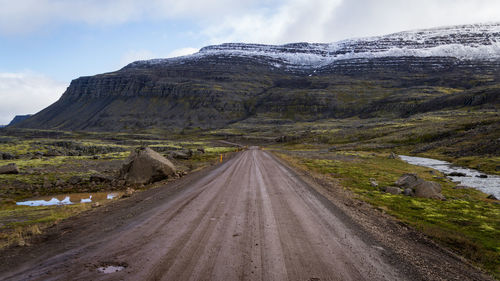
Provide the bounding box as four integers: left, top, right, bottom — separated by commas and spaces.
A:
0, 147, 491, 280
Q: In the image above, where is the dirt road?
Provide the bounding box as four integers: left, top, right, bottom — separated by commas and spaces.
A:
0, 148, 491, 280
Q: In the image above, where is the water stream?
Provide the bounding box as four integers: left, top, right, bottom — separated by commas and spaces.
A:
400, 155, 500, 198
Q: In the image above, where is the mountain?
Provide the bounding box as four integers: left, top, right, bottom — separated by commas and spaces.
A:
15, 23, 500, 131
7, 115, 32, 127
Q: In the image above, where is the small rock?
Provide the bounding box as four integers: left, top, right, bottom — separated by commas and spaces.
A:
67, 176, 82, 185
403, 188, 413, 196
197, 147, 205, 154
91, 202, 100, 208
90, 174, 113, 183
171, 151, 190, 160
447, 172, 467, 177
388, 152, 399, 159
454, 185, 471, 189
0, 163, 19, 174
476, 174, 488, 179
384, 186, 402, 195
92, 155, 101, 160
122, 188, 135, 198
369, 178, 378, 187
487, 194, 498, 200
1, 152, 15, 160
42, 181, 52, 189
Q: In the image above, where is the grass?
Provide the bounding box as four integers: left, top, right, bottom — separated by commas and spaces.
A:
0, 204, 91, 248
0, 131, 242, 251
276, 151, 500, 279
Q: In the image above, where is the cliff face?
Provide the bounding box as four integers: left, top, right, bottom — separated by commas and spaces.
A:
16, 23, 500, 131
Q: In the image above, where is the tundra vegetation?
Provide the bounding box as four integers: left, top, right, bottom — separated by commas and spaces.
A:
0, 129, 238, 248
0, 105, 498, 278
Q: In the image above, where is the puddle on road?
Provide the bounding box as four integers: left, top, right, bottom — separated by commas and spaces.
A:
400, 155, 500, 198
97, 265, 125, 274
16, 192, 122, 206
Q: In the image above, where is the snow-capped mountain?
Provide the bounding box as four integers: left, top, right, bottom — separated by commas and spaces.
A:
16, 23, 500, 132
128, 23, 500, 70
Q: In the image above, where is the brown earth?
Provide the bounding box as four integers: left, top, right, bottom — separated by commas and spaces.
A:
0, 147, 492, 280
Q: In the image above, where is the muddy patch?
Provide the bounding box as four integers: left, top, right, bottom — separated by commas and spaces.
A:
95, 262, 128, 274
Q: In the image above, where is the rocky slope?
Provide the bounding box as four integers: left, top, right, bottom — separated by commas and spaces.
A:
7, 115, 32, 127
16, 23, 500, 131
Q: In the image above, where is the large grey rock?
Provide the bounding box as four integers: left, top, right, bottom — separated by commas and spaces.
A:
120, 147, 176, 184
413, 181, 444, 200
395, 173, 421, 188
395, 173, 444, 200
0, 163, 19, 174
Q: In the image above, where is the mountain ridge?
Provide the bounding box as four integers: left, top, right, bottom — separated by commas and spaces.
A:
14, 23, 500, 131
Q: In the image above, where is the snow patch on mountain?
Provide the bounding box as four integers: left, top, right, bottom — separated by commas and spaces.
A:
127, 23, 500, 70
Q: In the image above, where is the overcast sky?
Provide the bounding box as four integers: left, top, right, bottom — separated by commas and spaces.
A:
1, 0, 499, 124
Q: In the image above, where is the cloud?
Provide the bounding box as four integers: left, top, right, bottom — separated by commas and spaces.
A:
119, 47, 199, 67
2, 0, 499, 41
120, 50, 158, 67
0, 72, 68, 124
167, 47, 199, 58
202, 0, 500, 44
0, 0, 279, 34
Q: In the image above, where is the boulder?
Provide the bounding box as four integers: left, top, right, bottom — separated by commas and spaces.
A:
395, 173, 420, 189
120, 147, 176, 184
384, 186, 402, 195
413, 181, 444, 200
0, 163, 19, 174
476, 174, 488, 178
395, 173, 444, 200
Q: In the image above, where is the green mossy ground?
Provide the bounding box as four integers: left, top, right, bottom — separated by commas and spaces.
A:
276, 151, 500, 279
0, 130, 239, 249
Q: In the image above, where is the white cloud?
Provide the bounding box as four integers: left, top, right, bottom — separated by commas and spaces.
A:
202, 0, 500, 44
0, 72, 68, 124
2, 0, 499, 41
167, 47, 199, 58
0, 0, 279, 34
120, 50, 158, 67
119, 47, 199, 67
